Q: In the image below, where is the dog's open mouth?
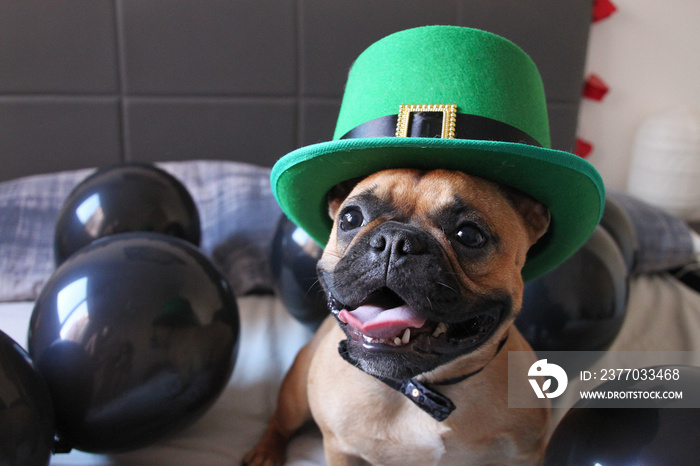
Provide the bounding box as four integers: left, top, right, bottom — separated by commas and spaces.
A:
331, 288, 501, 352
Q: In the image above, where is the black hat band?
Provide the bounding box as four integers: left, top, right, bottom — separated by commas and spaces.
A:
340, 106, 541, 147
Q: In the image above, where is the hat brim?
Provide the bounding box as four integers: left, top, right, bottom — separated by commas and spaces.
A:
271, 137, 605, 281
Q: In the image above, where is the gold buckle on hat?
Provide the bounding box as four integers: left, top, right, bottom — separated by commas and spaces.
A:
396, 104, 457, 139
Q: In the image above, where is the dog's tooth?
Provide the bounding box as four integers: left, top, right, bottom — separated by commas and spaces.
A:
432, 322, 448, 338
401, 328, 411, 344
393, 337, 402, 345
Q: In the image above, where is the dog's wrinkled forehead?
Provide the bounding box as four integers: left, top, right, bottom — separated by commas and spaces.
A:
345, 169, 511, 220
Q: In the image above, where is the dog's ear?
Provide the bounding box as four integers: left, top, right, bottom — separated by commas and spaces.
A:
502, 187, 551, 246
326, 177, 363, 219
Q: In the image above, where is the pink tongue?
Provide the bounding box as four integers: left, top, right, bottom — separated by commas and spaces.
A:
338, 304, 427, 340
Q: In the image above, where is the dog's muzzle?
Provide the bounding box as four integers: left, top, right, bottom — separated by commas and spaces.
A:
320, 221, 511, 380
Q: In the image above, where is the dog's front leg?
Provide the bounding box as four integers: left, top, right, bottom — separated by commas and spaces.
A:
241, 343, 313, 465
242, 318, 334, 466
323, 436, 370, 466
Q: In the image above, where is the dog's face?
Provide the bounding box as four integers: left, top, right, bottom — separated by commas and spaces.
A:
317, 169, 549, 379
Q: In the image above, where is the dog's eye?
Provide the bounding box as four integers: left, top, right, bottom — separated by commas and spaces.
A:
455, 224, 487, 248
339, 208, 364, 231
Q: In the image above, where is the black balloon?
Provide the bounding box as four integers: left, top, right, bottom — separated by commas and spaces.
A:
0, 330, 55, 466
54, 162, 201, 265
516, 226, 629, 351
271, 215, 328, 330
29, 233, 239, 453
544, 365, 700, 465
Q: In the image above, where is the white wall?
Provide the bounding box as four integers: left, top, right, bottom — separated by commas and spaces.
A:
578, 0, 700, 190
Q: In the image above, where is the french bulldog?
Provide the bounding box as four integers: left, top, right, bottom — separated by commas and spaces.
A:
243, 168, 551, 465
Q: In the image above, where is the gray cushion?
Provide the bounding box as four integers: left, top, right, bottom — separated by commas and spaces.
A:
0, 160, 282, 302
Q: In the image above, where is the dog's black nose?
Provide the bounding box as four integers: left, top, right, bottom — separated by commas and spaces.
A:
369, 223, 425, 257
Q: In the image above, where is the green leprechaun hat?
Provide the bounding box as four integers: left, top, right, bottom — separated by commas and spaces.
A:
271, 25, 605, 281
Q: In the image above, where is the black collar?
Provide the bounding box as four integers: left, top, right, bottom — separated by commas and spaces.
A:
337, 336, 508, 422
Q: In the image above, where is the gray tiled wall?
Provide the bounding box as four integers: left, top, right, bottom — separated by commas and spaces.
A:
0, 0, 593, 182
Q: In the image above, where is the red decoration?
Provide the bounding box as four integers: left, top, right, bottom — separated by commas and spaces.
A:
593, 0, 617, 22
575, 138, 593, 158
583, 74, 610, 101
